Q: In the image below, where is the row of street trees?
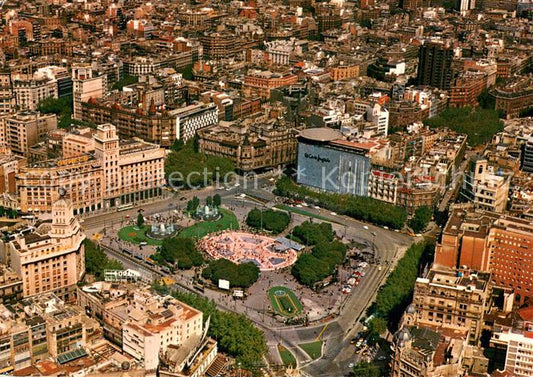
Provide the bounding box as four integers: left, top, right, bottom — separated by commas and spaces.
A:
245, 208, 290, 234
168, 290, 268, 371
275, 176, 408, 230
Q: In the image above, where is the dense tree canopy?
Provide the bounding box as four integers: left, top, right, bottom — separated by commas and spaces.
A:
154, 237, 203, 269
186, 196, 200, 213
202, 258, 260, 288
409, 206, 432, 233
84, 240, 123, 280
291, 221, 334, 246
275, 176, 408, 230
170, 291, 268, 371
352, 361, 380, 377
111, 74, 138, 90
374, 241, 433, 327
246, 208, 290, 234
291, 236, 347, 287
165, 141, 234, 189
424, 107, 504, 146
38, 96, 93, 128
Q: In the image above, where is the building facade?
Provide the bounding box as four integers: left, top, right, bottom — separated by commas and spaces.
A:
417, 41, 454, 91
462, 157, 511, 213
404, 267, 491, 344
16, 124, 165, 214
12, 76, 58, 111
0, 265, 22, 304
197, 116, 298, 172
296, 128, 371, 197
7, 197, 85, 301
0, 111, 57, 157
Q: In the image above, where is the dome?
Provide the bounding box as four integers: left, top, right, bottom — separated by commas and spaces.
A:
394, 327, 411, 346
298, 128, 341, 142
406, 304, 417, 315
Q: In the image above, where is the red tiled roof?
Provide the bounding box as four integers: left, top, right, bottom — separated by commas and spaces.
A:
518, 306, 533, 321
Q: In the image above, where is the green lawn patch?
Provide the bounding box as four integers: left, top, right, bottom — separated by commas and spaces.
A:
274, 204, 337, 223
118, 225, 163, 246
424, 107, 503, 146
278, 345, 297, 367
179, 208, 238, 239
299, 341, 323, 360
268, 286, 303, 317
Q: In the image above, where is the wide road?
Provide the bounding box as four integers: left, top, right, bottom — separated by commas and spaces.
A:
82, 176, 415, 376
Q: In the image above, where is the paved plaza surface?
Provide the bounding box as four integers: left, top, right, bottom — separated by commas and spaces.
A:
199, 231, 298, 271
82, 175, 417, 376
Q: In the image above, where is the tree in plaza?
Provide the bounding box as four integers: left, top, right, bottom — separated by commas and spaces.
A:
213, 194, 221, 207
206, 196, 213, 207
202, 258, 259, 288
409, 206, 432, 233
352, 361, 380, 377
187, 196, 200, 213
84, 239, 124, 280
246, 208, 290, 234
0, 207, 5, 217
158, 237, 203, 269
136, 212, 145, 228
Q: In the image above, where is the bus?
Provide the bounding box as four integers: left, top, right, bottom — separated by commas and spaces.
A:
122, 249, 133, 256
117, 203, 134, 212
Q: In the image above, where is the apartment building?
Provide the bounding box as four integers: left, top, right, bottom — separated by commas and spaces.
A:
12, 74, 58, 111
0, 152, 26, 194
392, 326, 467, 377
78, 282, 132, 346
449, 71, 488, 108
417, 41, 454, 91
243, 70, 298, 99
523, 136, 533, 173
403, 267, 491, 344
17, 124, 165, 214
434, 208, 498, 271
462, 157, 511, 213
122, 291, 206, 371
17, 154, 104, 214
0, 111, 57, 157
0, 293, 99, 374
72, 63, 104, 120
330, 63, 360, 81
200, 32, 238, 60
62, 128, 95, 158
491, 319, 533, 377
492, 77, 533, 119
122, 50, 199, 76
170, 103, 219, 142
197, 115, 298, 172
487, 216, 533, 305
0, 72, 15, 114
0, 265, 22, 304
435, 207, 533, 306
368, 170, 398, 204
7, 197, 85, 301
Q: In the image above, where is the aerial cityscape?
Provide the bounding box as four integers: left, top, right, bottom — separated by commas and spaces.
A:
0, 0, 531, 376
